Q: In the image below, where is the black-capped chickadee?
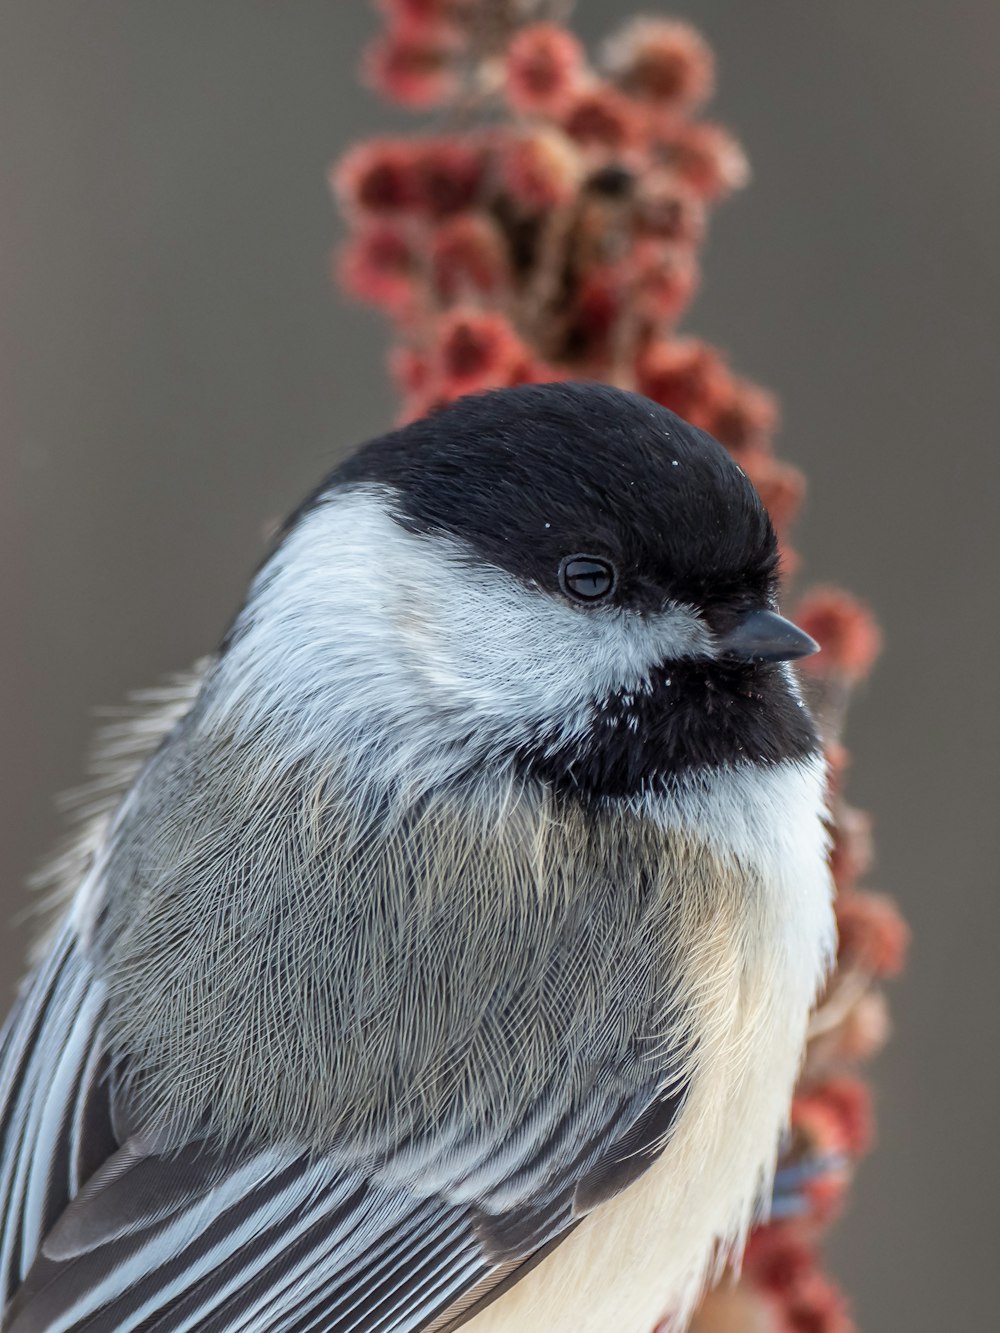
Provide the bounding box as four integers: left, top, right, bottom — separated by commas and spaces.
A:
0, 382, 833, 1333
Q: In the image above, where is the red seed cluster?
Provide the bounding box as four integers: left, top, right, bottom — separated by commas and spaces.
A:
364, 25, 463, 108
335, 3, 756, 436
336, 8, 900, 1332
750, 1228, 857, 1333
689, 1223, 856, 1333
794, 587, 883, 683
505, 22, 585, 116
603, 18, 715, 110
836, 891, 910, 979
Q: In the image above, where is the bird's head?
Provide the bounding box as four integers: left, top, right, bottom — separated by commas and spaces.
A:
209, 382, 819, 801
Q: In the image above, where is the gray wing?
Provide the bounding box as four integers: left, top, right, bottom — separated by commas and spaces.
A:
0, 924, 686, 1333
0, 923, 112, 1310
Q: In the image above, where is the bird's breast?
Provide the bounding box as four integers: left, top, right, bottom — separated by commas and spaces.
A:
466, 754, 835, 1332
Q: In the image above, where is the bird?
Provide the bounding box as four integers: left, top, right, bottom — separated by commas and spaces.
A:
0, 381, 834, 1333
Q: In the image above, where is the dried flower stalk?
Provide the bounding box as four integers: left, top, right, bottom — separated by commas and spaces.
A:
332, 5, 906, 1328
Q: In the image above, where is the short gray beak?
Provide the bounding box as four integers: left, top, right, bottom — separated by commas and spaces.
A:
716, 609, 820, 663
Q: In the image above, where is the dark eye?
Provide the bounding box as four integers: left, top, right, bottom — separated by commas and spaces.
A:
559, 555, 617, 603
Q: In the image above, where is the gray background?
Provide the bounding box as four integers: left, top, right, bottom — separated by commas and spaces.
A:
1, 3, 997, 1328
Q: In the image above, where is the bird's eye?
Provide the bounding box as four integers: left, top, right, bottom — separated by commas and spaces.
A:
559, 555, 617, 603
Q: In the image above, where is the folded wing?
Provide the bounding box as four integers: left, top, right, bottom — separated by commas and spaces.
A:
1, 925, 686, 1333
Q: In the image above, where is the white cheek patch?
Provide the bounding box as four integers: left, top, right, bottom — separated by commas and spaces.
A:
205, 487, 711, 775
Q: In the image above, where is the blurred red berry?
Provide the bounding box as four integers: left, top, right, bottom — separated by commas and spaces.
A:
829, 804, 874, 892
575, 266, 620, 326
411, 138, 486, 217
790, 1097, 846, 1160
498, 125, 583, 210
745, 1227, 817, 1297
742, 453, 806, 534
504, 22, 586, 117
334, 139, 419, 214
832, 991, 892, 1063
629, 241, 700, 323
633, 169, 707, 245
390, 345, 432, 396
436, 309, 526, 390
336, 223, 419, 314
505, 354, 559, 388
635, 337, 728, 425
782, 1270, 855, 1333
794, 588, 882, 682
430, 214, 509, 299
660, 120, 750, 198
363, 25, 461, 107
793, 1077, 873, 1159
706, 378, 780, 455
562, 83, 642, 152
835, 891, 909, 978
816, 1077, 875, 1157
604, 18, 715, 110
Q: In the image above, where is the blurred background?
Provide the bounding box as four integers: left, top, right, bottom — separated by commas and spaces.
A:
1, 2, 997, 1328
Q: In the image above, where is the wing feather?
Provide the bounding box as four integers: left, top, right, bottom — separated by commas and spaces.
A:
2, 925, 689, 1333
0, 926, 107, 1305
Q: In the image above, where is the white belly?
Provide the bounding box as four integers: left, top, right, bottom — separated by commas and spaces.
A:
468, 757, 835, 1333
